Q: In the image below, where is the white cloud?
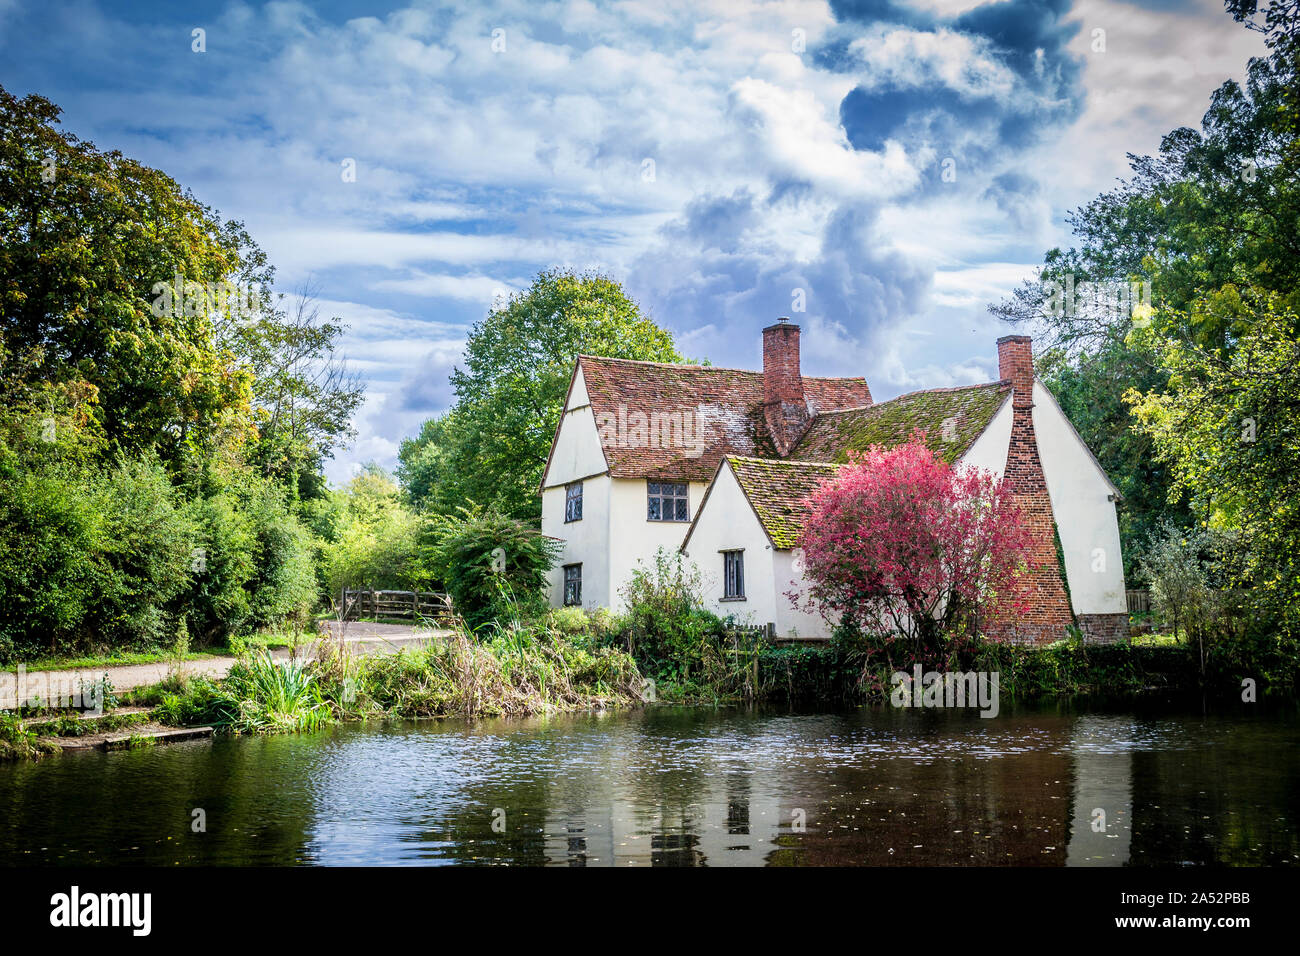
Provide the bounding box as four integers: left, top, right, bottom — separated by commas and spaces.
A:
0, 0, 1272, 483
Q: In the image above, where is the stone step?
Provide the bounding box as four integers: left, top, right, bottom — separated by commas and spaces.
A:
100, 726, 214, 751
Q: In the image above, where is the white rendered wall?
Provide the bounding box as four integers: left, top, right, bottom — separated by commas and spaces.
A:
772, 549, 835, 639
606, 477, 709, 612
1032, 381, 1127, 614
541, 369, 613, 610
541, 374, 606, 490
680, 464, 778, 629
543, 474, 612, 610
958, 395, 1013, 478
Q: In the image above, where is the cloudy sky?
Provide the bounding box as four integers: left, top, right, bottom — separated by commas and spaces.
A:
0, 0, 1266, 484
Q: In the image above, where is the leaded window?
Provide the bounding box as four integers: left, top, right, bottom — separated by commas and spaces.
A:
563, 564, 582, 606
647, 481, 689, 522
723, 550, 745, 599
565, 482, 583, 522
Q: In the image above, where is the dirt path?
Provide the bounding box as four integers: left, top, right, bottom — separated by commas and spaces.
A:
1, 622, 447, 709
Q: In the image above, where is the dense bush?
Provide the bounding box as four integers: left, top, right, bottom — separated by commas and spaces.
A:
0, 420, 322, 661
87, 459, 196, 648
0, 455, 194, 659
608, 549, 762, 701
420, 504, 560, 632
181, 490, 255, 644
766, 631, 1300, 704
0, 461, 102, 659
242, 487, 317, 632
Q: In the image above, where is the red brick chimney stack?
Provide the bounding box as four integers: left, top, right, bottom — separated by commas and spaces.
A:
763, 318, 804, 407
762, 318, 810, 456
997, 334, 1034, 409
993, 332, 1074, 644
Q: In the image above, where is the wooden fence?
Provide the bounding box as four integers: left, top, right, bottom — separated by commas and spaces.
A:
340, 589, 453, 622
1126, 589, 1151, 614
724, 622, 776, 643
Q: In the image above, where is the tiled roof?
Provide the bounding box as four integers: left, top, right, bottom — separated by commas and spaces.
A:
791, 381, 1011, 465
577, 356, 874, 482
726, 456, 840, 550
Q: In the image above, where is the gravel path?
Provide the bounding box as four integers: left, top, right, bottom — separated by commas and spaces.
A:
1, 622, 447, 709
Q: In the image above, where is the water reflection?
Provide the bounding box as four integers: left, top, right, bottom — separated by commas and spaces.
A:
0, 703, 1296, 866
1066, 716, 1134, 866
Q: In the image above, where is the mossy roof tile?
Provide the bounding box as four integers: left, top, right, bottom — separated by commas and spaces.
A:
725, 456, 840, 550
791, 381, 1011, 465
577, 356, 874, 482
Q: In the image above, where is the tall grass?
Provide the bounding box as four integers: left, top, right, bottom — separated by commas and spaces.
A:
358, 616, 644, 719
151, 611, 647, 735
161, 649, 331, 734
0, 711, 58, 760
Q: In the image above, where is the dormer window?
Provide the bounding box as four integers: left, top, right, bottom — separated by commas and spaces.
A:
647, 481, 688, 521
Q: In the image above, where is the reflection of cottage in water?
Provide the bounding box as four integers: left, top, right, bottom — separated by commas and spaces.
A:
1066, 715, 1134, 867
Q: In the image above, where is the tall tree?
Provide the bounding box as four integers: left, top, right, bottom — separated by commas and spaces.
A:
229, 287, 364, 500
400, 269, 682, 520
0, 85, 269, 469
1128, 293, 1300, 639
991, 2, 1300, 577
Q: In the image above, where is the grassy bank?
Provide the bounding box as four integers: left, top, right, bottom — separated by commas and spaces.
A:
0, 712, 58, 760
130, 617, 645, 736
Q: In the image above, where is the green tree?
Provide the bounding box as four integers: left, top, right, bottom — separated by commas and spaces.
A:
400, 269, 681, 520
991, 3, 1300, 577
231, 288, 364, 500
396, 409, 469, 517
0, 85, 269, 470
318, 465, 424, 600
1128, 294, 1300, 636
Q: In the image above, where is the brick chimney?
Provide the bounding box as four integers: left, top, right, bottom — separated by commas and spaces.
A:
997, 334, 1034, 408
763, 318, 810, 456
993, 333, 1074, 645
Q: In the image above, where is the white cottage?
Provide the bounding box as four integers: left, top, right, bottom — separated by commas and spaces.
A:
541, 321, 1128, 644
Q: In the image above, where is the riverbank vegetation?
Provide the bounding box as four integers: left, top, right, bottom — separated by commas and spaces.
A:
140, 611, 645, 736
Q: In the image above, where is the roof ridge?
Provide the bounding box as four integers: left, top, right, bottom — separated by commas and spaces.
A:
578, 354, 758, 374
813, 379, 1010, 419
578, 354, 870, 384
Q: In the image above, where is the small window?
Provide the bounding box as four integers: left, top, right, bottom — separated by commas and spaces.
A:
563, 564, 582, 607
647, 481, 689, 522
565, 482, 583, 523
723, 550, 745, 600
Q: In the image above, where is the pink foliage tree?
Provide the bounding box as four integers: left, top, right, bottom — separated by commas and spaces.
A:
795, 433, 1035, 667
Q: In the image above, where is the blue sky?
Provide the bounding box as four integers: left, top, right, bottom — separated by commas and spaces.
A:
0, 0, 1266, 484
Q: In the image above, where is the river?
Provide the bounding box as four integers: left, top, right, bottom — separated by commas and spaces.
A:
1, 701, 1296, 866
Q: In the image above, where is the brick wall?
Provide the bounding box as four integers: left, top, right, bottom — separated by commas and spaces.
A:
1076, 613, 1129, 644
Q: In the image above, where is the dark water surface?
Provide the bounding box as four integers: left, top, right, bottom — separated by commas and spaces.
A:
1, 702, 1297, 866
